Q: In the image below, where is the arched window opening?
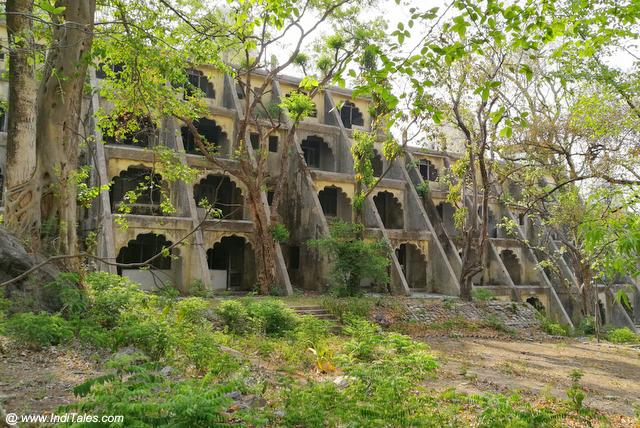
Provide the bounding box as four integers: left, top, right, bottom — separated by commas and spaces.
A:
301, 136, 334, 171
102, 113, 156, 148
181, 118, 228, 156
396, 243, 428, 290
185, 68, 215, 99
500, 249, 522, 285
116, 233, 173, 274
318, 186, 351, 221
194, 175, 244, 220
419, 160, 439, 182
340, 101, 364, 129
374, 191, 403, 229
207, 236, 255, 290
110, 166, 165, 216
526, 296, 545, 313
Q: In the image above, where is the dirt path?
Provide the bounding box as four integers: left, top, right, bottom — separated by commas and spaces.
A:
424, 336, 640, 418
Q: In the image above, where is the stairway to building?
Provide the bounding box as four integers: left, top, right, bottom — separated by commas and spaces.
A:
288, 305, 338, 322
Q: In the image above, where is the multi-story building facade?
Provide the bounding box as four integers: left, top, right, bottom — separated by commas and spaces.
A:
0, 19, 637, 331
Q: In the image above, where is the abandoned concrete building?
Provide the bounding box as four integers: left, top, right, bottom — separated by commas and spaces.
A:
0, 51, 638, 332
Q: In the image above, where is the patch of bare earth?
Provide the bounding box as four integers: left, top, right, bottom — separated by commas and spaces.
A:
0, 337, 103, 417
423, 335, 640, 425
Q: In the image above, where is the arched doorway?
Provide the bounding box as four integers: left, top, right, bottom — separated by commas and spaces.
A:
374, 191, 403, 229
396, 243, 428, 290
116, 233, 175, 290
194, 175, 244, 219
500, 249, 522, 285
419, 160, 438, 182
371, 150, 383, 177
318, 186, 351, 221
207, 236, 256, 291
110, 166, 166, 216
301, 136, 334, 171
181, 118, 228, 156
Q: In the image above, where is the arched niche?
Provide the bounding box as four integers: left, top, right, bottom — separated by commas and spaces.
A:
526, 296, 545, 313
194, 174, 244, 220
318, 185, 352, 222
419, 160, 439, 182
102, 113, 156, 148
116, 233, 176, 290
374, 191, 403, 229
396, 242, 428, 290
500, 249, 522, 285
181, 118, 228, 156
207, 236, 256, 291
301, 135, 335, 171
110, 166, 166, 216
340, 101, 364, 129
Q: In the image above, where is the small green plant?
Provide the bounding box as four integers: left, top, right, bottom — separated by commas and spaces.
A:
416, 181, 429, 197
214, 299, 253, 334
566, 369, 586, 412
538, 314, 568, 336
245, 299, 298, 337
606, 327, 639, 344
270, 223, 290, 243
321, 297, 375, 322
472, 288, 495, 301
576, 316, 596, 335
442, 297, 456, 310
4, 312, 74, 350
482, 314, 515, 334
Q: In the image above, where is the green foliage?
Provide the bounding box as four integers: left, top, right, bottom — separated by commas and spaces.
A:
43, 273, 87, 318
321, 297, 375, 322
112, 311, 170, 360
576, 316, 596, 336
472, 288, 495, 301
4, 312, 74, 350
540, 319, 568, 337
606, 327, 639, 344
270, 223, 290, 243
215, 298, 298, 337
566, 369, 586, 413
280, 90, 315, 122
310, 220, 390, 296
475, 394, 558, 427
416, 180, 429, 197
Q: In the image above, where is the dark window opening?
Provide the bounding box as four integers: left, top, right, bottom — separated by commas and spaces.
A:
194, 175, 244, 220
268, 135, 278, 152
267, 191, 274, 206
318, 187, 338, 217
0, 109, 6, 132
371, 151, 383, 177
250, 132, 259, 150
419, 160, 439, 182
374, 191, 404, 229
500, 249, 522, 285
116, 233, 172, 274
95, 63, 124, 80
236, 83, 245, 100
289, 246, 300, 270
185, 68, 215, 99
301, 136, 334, 170
526, 296, 545, 313
340, 101, 364, 129
181, 118, 227, 156
518, 213, 525, 226
102, 114, 156, 147
110, 166, 165, 216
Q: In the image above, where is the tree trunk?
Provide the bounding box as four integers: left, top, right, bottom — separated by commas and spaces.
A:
36, 0, 96, 259
5, 0, 40, 244
245, 179, 278, 294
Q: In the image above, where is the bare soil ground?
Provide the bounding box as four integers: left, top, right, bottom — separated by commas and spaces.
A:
424, 336, 640, 420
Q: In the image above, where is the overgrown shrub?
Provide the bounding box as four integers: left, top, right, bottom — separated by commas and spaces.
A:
606, 327, 639, 344
43, 273, 87, 318
4, 312, 74, 349
576, 316, 596, 335
309, 220, 390, 296
112, 311, 170, 359
321, 297, 375, 322
214, 299, 253, 334
85, 272, 148, 329
245, 299, 298, 337
540, 318, 568, 336
174, 297, 211, 326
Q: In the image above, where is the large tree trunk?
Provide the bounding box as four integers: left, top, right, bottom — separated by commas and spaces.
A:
5, 0, 40, 244
36, 0, 96, 259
